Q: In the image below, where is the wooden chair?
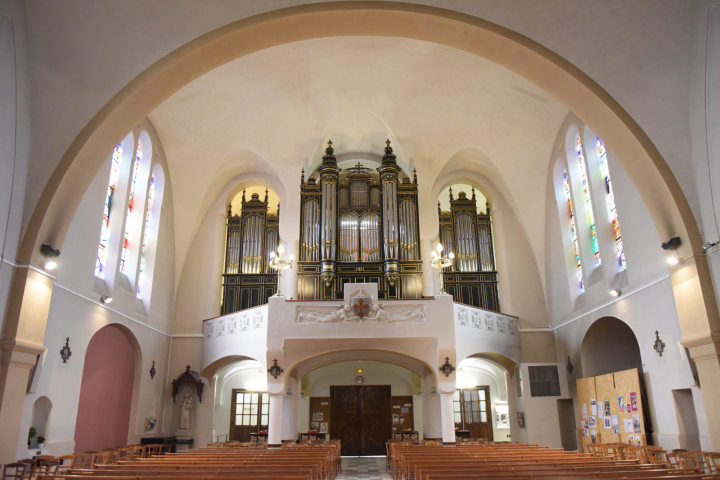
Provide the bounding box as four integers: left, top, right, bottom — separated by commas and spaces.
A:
641, 445, 668, 465
667, 451, 704, 472
33, 457, 60, 477
705, 451, 720, 474
143, 444, 162, 457
71, 451, 94, 469
1, 462, 28, 480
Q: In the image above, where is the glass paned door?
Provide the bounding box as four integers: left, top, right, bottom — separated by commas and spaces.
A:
230, 389, 269, 442
453, 386, 493, 441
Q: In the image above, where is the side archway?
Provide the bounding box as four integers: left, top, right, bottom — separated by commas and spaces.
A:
580, 316, 642, 378
73, 324, 139, 452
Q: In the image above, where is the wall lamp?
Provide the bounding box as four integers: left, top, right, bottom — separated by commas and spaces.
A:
100, 295, 113, 304
40, 243, 60, 271
661, 236, 681, 266
609, 289, 621, 297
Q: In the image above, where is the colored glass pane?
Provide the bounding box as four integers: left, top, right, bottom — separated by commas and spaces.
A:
563, 171, 584, 293
576, 135, 601, 267
596, 137, 626, 271
95, 144, 122, 278
136, 176, 155, 298
120, 140, 143, 274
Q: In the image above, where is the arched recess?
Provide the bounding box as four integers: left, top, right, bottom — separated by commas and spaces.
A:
580, 316, 642, 378
457, 355, 515, 442
30, 396, 52, 448
209, 358, 267, 443
288, 348, 434, 382
580, 317, 653, 442
74, 324, 139, 452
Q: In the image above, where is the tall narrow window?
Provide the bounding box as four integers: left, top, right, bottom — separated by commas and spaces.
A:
136, 176, 155, 298
563, 171, 584, 293
95, 144, 122, 278
596, 137, 626, 272
575, 135, 601, 267
119, 140, 144, 274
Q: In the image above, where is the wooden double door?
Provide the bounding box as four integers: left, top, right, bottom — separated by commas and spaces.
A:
330, 385, 392, 456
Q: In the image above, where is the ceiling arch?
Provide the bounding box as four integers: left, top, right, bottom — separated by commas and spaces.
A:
24, 1, 698, 273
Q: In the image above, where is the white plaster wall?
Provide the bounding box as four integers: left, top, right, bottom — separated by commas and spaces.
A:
0, 0, 30, 337
519, 362, 570, 449
553, 279, 699, 451
15, 119, 175, 457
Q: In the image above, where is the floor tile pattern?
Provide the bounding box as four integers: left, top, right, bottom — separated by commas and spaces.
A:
337, 456, 391, 480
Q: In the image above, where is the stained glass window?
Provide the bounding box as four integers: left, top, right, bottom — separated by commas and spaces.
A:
596, 137, 626, 271
576, 135, 601, 267
95, 143, 122, 278
136, 176, 155, 298
120, 140, 143, 275
563, 171, 584, 293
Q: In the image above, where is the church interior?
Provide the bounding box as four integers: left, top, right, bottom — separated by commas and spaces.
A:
1, 0, 720, 477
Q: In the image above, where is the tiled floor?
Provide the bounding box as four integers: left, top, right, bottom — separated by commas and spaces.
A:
336, 456, 392, 480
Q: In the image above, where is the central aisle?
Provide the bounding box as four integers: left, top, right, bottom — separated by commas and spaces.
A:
337, 456, 391, 480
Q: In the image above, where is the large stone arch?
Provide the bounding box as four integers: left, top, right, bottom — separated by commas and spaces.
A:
3, 1, 720, 455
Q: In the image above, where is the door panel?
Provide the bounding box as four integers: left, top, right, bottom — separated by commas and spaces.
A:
330, 385, 391, 456
330, 386, 362, 456
361, 386, 392, 455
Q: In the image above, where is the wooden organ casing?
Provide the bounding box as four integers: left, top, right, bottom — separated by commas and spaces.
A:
297, 140, 422, 300
438, 188, 499, 311
221, 190, 278, 314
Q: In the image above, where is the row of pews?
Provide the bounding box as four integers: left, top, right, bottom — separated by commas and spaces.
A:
5, 441, 340, 480
388, 442, 720, 480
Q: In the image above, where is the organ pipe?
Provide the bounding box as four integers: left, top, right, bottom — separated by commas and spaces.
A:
298, 139, 422, 299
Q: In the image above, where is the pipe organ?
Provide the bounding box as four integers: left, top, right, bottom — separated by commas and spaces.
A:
438, 188, 499, 311
298, 140, 423, 299
221, 190, 279, 314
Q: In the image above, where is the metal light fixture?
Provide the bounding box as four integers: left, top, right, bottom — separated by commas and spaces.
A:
149, 361, 156, 380
609, 289, 621, 297
661, 236, 681, 266
439, 356, 455, 377
566, 356, 574, 374
430, 243, 454, 295
653, 330, 666, 356
268, 244, 293, 297
269, 359, 284, 379
40, 243, 60, 271
100, 295, 113, 304
60, 337, 72, 363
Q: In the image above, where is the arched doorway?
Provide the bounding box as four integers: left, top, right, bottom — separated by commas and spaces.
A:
210, 359, 268, 443
74, 324, 138, 452
302, 359, 419, 456
456, 356, 513, 442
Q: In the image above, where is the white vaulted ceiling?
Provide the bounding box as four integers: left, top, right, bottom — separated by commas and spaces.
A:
149, 36, 568, 271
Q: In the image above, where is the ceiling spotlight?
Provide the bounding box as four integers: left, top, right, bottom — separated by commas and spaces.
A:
661, 236, 681, 266
661, 237, 681, 250
100, 296, 113, 304
609, 289, 621, 297
40, 243, 61, 271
